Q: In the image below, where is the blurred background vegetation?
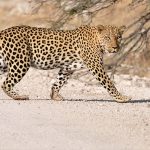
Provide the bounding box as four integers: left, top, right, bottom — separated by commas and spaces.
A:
0, 0, 149, 79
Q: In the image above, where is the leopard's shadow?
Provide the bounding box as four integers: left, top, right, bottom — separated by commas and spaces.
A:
63, 99, 150, 103
0, 98, 150, 103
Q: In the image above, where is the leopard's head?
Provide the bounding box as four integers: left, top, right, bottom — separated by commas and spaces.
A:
97, 25, 126, 53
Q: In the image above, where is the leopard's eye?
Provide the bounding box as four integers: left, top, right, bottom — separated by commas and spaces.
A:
104, 36, 111, 40
117, 34, 122, 39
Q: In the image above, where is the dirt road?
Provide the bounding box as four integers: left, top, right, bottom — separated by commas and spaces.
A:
0, 69, 150, 150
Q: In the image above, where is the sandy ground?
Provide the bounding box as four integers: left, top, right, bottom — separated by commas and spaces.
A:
0, 68, 150, 150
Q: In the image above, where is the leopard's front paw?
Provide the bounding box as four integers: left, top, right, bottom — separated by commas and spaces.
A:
115, 95, 132, 103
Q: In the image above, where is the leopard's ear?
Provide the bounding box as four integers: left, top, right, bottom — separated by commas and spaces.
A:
119, 25, 126, 34
97, 25, 105, 33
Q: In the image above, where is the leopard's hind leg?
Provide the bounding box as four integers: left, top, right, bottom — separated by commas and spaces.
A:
1, 40, 31, 100
2, 59, 30, 100
51, 67, 73, 101
51, 61, 84, 100
0, 54, 7, 75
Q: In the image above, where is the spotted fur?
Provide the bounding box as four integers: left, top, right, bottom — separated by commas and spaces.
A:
0, 25, 131, 102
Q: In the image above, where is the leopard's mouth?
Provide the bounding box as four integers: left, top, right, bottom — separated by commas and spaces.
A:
102, 45, 119, 54
106, 48, 118, 53
110, 48, 120, 53
111, 50, 118, 53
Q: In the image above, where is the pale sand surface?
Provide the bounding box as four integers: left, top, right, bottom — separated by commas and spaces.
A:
0, 68, 150, 150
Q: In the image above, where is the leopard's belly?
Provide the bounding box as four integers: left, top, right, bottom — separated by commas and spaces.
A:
30, 51, 75, 70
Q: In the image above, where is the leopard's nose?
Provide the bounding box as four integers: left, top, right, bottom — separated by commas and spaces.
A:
112, 45, 119, 49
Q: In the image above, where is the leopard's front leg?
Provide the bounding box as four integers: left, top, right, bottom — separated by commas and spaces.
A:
82, 52, 131, 103
94, 68, 131, 102
97, 73, 131, 102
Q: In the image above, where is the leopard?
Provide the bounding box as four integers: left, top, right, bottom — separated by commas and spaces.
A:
0, 25, 131, 102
